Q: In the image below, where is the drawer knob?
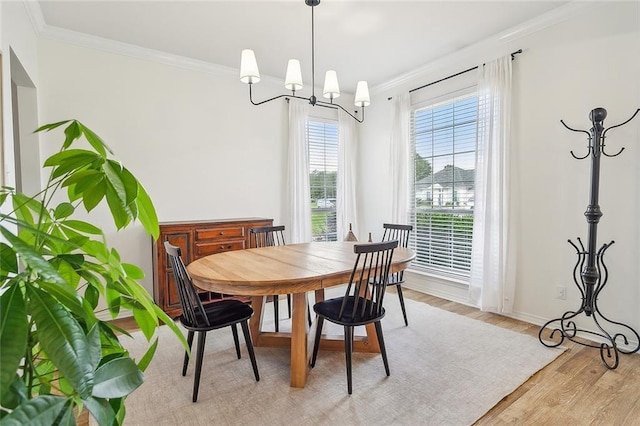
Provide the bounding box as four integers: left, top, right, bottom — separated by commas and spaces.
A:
219, 231, 224, 235
220, 245, 225, 249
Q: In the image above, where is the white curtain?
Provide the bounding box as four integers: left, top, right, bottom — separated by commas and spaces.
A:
337, 109, 359, 240
468, 55, 517, 313
389, 93, 411, 223
287, 100, 312, 243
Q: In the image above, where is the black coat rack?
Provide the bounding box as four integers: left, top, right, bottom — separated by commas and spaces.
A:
538, 107, 640, 369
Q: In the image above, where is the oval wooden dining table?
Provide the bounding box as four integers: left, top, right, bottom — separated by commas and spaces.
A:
186, 241, 415, 388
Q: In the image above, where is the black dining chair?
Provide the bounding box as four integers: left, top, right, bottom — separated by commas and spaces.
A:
249, 225, 290, 332
249, 225, 312, 331
164, 241, 259, 402
311, 240, 399, 395
381, 223, 413, 326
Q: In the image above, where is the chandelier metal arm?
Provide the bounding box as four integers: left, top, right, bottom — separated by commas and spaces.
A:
248, 83, 290, 106
251, 84, 364, 123
315, 100, 364, 123
241, 0, 368, 123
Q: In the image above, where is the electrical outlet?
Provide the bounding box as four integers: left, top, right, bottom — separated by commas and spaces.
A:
555, 286, 567, 300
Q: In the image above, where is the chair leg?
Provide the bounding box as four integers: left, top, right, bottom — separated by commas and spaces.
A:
182, 330, 194, 376
240, 320, 260, 382
273, 295, 279, 332
344, 326, 354, 395
374, 321, 390, 376
396, 285, 409, 326
310, 317, 324, 368
231, 323, 241, 359
192, 331, 207, 403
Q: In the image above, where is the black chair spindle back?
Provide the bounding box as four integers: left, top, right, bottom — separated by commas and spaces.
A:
381, 223, 413, 326
340, 240, 398, 322
250, 225, 286, 248
165, 243, 210, 328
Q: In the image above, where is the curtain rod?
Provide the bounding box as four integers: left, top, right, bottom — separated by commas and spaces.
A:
387, 49, 522, 101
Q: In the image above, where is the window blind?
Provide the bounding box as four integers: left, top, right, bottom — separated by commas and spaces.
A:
307, 120, 338, 242
410, 93, 477, 278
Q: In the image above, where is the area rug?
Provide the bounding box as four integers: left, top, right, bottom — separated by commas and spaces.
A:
117, 293, 563, 425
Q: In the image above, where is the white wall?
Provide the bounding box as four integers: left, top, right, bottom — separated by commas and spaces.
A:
38, 39, 290, 296
360, 2, 640, 337
1, 0, 40, 188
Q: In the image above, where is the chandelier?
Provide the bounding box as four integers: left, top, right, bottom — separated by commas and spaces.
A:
239, 0, 370, 123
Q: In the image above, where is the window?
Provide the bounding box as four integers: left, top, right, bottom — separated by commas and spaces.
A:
307, 119, 338, 241
410, 92, 477, 279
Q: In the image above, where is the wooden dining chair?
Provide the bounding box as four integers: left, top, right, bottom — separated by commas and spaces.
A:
164, 241, 259, 402
381, 223, 413, 326
311, 240, 399, 394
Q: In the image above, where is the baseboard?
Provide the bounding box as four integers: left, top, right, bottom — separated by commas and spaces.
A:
404, 279, 640, 354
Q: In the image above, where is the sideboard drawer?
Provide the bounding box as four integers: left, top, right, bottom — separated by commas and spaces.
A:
195, 240, 246, 256
196, 226, 245, 241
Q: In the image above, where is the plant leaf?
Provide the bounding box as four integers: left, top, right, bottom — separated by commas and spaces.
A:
0, 375, 28, 410
43, 149, 98, 168
53, 202, 75, 220
0, 242, 18, 278
119, 166, 139, 206
103, 161, 128, 211
82, 396, 116, 426
0, 395, 69, 426
135, 183, 159, 240
36, 281, 87, 322
35, 119, 72, 133
81, 179, 107, 212
84, 284, 100, 310
136, 337, 158, 372
0, 285, 29, 398
28, 287, 94, 399
92, 357, 144, 399
0, 228, 66, 286
87, 324, 102, 370
105, 186, 131, 230
60, 220, 103, 235
63, 120, 82, 150
78, 122, 113, 156
132, 306, 156, 341
122, 263, 144, 280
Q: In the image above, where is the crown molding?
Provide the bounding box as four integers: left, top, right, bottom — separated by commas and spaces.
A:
372, 1, 593, 95
38, 25, 241, 78
23, 0, 46, 34
21, 0, 289, 83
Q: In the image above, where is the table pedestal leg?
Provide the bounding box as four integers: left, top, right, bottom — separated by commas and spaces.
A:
290, 292, 310, 387
249, 296, 265, 344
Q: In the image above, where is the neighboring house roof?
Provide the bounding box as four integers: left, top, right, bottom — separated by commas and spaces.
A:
416, 165, 475, 189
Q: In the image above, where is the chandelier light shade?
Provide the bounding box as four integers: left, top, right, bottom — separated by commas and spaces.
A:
240, 49, 260, 84
239, 0, 368, 123
354, 81, 370, 107
323, 70, 340, 100
285, 59, 304, 92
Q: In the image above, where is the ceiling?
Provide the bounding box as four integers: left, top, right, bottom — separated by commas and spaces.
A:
37, 0, 568, 91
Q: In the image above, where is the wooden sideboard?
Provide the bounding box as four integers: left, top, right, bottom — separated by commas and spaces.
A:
152, 217, 273, 317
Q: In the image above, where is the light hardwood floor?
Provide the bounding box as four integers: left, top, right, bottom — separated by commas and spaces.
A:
400, 288, 640, 425
111, 288, 640, 425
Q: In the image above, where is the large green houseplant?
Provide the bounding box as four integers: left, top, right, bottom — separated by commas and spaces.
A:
0, 120, 184, 425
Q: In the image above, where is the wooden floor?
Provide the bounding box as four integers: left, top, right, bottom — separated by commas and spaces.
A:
401, 289, 640, 425
111, 289, 640, 425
